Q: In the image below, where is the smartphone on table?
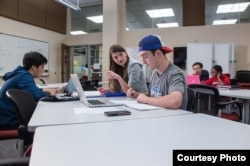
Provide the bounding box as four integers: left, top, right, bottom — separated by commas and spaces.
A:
104, 110, 131, 117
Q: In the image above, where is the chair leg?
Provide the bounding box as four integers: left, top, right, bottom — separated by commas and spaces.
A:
17, 139, 24, 157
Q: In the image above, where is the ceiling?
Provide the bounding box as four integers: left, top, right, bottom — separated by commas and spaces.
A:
66, 0, 250, 33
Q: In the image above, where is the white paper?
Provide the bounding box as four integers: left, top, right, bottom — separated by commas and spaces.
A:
125, 103, 162, 110
108, 99, 138, 104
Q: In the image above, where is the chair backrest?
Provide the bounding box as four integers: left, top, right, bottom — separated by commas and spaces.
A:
186, 87, 196, 112
6, 89, 37, 126
80, 80, 99, 91
188, 84, 220, 116
236, 70, 250, 83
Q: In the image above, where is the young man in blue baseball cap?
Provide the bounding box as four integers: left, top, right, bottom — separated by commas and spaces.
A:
127, 35, 187, 110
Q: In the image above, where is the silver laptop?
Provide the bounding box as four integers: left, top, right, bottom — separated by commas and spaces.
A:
70, 74, 123, 107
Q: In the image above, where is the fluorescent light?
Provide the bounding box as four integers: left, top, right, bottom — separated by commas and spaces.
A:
146, 8, 174, 18
216, 2, 250, 13
87, 15, 103, 23
70, 31, 87, 35
157, 23, 179, 28
213, 19, 238, 25
126, 27, 130, 31
55, 0, 81, 10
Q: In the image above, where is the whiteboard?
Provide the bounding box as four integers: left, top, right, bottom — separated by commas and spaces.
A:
0, 33, 49, 76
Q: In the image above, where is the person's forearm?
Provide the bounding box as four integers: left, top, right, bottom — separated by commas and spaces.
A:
117, 77, 130, 92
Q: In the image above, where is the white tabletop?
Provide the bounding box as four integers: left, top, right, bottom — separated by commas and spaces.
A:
37, 83, 67, 89
219, 89, 250, 99
28, 98, 192, 132
30, 113, 250, 166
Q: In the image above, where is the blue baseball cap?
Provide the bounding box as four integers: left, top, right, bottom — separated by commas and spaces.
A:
138, 35, 173, 53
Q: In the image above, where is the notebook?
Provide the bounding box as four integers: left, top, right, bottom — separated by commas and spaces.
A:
187, 75, 200, 85
70, 74, 123, 107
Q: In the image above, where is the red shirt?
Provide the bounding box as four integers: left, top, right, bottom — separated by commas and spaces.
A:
203, 74, 230, 86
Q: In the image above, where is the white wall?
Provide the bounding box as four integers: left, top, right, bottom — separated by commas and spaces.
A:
64, 23, 250, 75
1, 15, 250, 85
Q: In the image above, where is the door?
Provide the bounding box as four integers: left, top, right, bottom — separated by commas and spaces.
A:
214, 43, 235, 78
61, 44, 71, 82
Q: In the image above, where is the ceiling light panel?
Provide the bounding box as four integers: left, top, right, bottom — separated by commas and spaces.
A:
70, 31, 87, 35
146, 8, 174, 18
87, 15, 103, 23
213, 19, 238, 25
216, 2, 250, 13
157, 23, 179, 28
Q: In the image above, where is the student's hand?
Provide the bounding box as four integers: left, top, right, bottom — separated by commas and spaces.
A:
192, 70, 197, 75
56, 86, 66, 94
43, 89, 57, 96
105, 70, 121, 80
127, 88, 139, 98
97, 87, 108, 95
136, 93, 148, 103
217, 73, 221, 78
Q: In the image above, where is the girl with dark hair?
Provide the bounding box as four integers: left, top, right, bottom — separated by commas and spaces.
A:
202, 65, 230, 86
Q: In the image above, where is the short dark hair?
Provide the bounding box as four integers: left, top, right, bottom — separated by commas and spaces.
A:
192, 62, 203, 68
150, 49, 167, 56
23, 51, 48, 70
212, 65, 223, 73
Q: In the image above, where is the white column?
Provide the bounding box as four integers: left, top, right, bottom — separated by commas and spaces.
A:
102, 0, 126, 84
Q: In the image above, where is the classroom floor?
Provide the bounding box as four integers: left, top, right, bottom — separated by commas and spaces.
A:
0, 139, 18, 159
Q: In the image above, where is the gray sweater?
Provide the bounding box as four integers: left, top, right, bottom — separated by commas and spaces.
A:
127, 58, 148, 93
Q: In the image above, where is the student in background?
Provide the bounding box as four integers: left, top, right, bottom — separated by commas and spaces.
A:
127, 35, 187, 110
192, 62, 209, 82
0, 51, 62, 129
202, 65, 230, 86
98, 44, 147, 95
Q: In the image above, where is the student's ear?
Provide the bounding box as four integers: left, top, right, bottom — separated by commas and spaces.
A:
155, 49, 162, 57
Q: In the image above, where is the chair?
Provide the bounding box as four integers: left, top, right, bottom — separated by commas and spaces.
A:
188, 84, 242, 121
235, 70, 250, 88
6, 89, 37, 157
0, 129, 18, 140
186, 87, 197, 112
0, 157, 29, 166
80, 80, 99, 91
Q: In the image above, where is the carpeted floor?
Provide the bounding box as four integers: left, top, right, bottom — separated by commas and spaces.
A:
0, 139, 18, 159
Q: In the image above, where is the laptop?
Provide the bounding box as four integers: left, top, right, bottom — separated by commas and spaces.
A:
187, 75, 201, 85
70, 74, 123, 107
40, 79, 79, 102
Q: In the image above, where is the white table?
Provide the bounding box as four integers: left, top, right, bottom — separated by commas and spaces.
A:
219, 89, 250, 124
28, 98, 192, 132
30, 113, 250, 166
37, 83, 67, 89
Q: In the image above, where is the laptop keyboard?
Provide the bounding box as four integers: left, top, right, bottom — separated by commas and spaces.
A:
88, 100, 105, 105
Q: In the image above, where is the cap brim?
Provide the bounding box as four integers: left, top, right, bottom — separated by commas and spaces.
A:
161, 46, 173, 53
